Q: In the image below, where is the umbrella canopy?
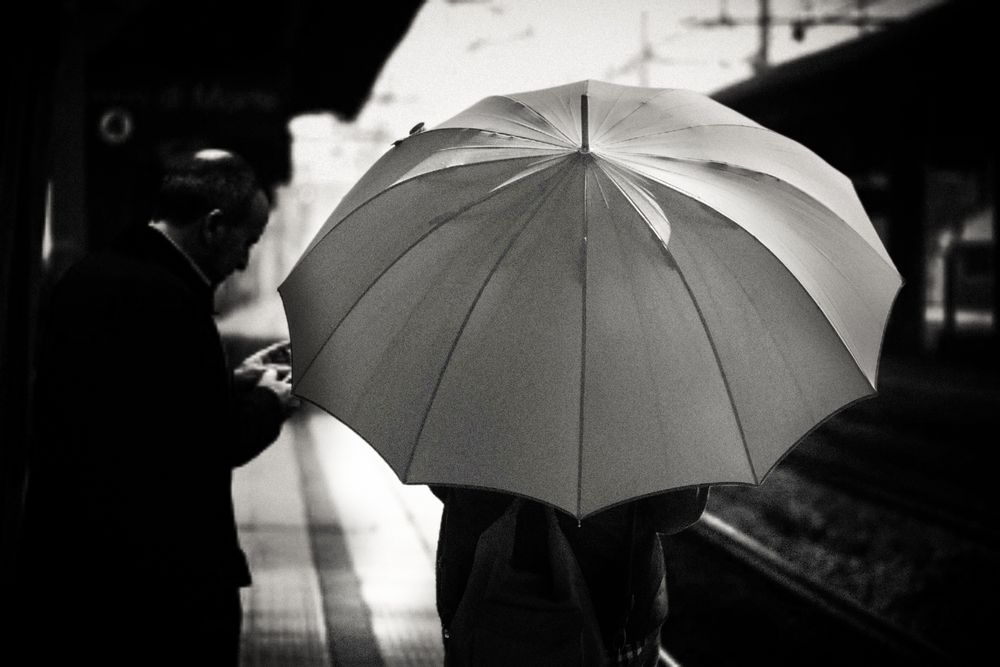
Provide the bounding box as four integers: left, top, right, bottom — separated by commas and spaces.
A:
279, 79, 901, 520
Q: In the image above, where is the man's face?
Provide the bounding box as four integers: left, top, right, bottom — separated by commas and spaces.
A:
210, 190, 270, 284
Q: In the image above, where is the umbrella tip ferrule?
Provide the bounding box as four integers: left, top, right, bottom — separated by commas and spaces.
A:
580, 94, 590, 153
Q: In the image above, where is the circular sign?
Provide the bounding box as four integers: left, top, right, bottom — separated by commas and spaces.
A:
98, 107, 134, 145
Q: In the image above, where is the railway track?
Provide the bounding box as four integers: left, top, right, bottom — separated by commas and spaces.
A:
659, 512, 957, 667
782, 410, 999, 546
658, 376, 997, 666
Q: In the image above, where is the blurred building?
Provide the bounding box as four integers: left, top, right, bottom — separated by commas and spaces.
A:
49, 0, 420, 300
712, 0, 995, 361
218, 115, 397, 337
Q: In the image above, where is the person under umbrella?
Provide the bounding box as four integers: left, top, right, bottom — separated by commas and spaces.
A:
432, 485, 709, 665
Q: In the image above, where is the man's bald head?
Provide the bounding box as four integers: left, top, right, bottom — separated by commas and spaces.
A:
152, 149, 267, 229
151, 149, 271, 286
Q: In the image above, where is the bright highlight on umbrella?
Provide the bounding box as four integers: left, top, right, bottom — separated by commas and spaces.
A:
279, 79, 901, 520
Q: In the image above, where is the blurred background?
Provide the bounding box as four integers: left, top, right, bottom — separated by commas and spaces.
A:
2, 1, 995, 664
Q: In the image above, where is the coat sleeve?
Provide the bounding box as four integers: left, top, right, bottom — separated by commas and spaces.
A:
129, 284, 286, 469
637, 486, 710, 535
80, 275, 283, 472
225, 383, 285, 467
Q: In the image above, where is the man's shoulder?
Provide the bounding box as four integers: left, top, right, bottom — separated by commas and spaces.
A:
57, 230, 195, 304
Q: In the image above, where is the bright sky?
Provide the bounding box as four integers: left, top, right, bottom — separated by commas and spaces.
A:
280, 0, 942, 246
257, 1, 944, 336
355, 0, 942, 135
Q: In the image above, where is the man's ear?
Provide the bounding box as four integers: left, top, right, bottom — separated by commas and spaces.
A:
200, 208, 225, 245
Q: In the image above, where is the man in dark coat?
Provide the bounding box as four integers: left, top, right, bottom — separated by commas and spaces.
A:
17, 149, 297, 665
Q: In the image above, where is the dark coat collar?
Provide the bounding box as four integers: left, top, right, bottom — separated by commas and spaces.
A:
113, 225, 216, 312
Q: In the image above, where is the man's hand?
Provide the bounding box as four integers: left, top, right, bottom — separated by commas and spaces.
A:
256, 367, 300, 417
234, 340, 292, 388
244, 340, 291, 367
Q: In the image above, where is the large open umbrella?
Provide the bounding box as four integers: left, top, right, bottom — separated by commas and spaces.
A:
279, 79, 901, 520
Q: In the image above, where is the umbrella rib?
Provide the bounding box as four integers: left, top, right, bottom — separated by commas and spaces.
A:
664, 249, 760, 484
591, 87, 629, 142
669, 221, 875, 479
670, 213, 817, 424
593, 88, 675, 144
433, 141, 567, 154
605, 149, 894, 268
599, 153, 894, 380
577, 163, 591, 518
497, 95, 576, 145
423, 125, 570, 151
601, 122, 765, 147
596, 161, 760, 483
403, 165, 579, 481
604, 151, 893, 289
456, 110, 571, 147
293, 162, 569, 387
592, 160, 612, 208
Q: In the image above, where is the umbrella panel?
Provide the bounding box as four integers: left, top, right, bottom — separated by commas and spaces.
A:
292, 158, 580, 483
579, 166, 756, 516
282, 156, 567, 384
407, 160, 589, 512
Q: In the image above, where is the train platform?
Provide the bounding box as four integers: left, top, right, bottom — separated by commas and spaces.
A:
234, 407, 444, 666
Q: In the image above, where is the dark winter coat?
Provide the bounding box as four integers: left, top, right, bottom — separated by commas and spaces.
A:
22, 225, 284, 596
431, 485, 708, 654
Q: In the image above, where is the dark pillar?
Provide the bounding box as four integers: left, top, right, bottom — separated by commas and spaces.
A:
992, 152, 1000, 364
0, 2, 56, 627
49, 1, 89, 282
